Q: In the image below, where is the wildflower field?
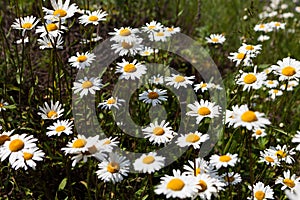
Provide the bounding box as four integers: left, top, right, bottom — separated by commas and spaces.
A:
1, 0, 300, 199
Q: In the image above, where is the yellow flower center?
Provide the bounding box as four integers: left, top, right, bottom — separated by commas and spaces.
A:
212, 38, 219, 42
259, 24, 265, 29
103, 139, 111, 145
201, 83, 207, 88
245, 45, 254, 51
236, 53, 245, 60
123, 64, 137, 73
241, 111, 257, 122
107, 162, 120, 173
243, 74, 257, 84
265, 156, 274, 163
166, 178, 185, 191
153, 127, 165, 136
147, 92, 159, 99
121, 42, 133, 49
198, 180, 207, 192
255, 191, 265, 200
174, 75, 185, 82
9, 139, 24, 152
256, 130, 262, 135
53, 9, 67, 17
22, 22, 33, 29
148, 25, 156, 29
185, 133, 200, 143
282, 66, 296, 76
224, 176, 235, 183
72, 138, 87, 148
156, 32, 164, 36
23, 152, 33, 160
195, 168, 201, 175
82, 80, 93, 89
283, 178, 295, 188
219, 155, 232, 162
46, 23, 58, 32
55, 125, 66, 132
119, 28, 131, 36
167, 27, 174, 32
276, 150, 287, 158
0, 135, 10, 145
197, 107, 211, 116
88, 15, 99, 22
142, 156, 155, 164
0, 103, 3, 108
77, 55, 88, 62
107, 98, 116, 104
47, 110, 58, 118
267, 80, 274, 84
275, 22, 281, 27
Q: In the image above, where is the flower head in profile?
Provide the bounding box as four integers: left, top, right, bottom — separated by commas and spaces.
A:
165, 74, 194, 89
11, 147, 45, 170
109, 27, 140, 43
38, 100, 64, 120
79, 9, 107, 26
133, 152, 165, 174
111, 38, 143, 56
0, 99, 9, 112
98, 97, 125, 110
176, 131, 209, 149
142, 20, 163, 33
37, 35, 64, 50
206, 33, 226, 44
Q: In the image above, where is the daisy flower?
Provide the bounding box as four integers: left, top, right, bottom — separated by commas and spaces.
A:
98, 97, 125, 110
176, 131, 209, 149
183, 158, 217, 177
272, 57, 300, 81
155, 169, 200, 199
138, 88, 168, 106
268, 145, 295, 164
96, 152, 130, 183
111, 38, 143, 56
139, 47, 158, 56
281, 80, 299, 91
186, 99, 221, 124
115, 59, 147, 80
0, 99, 9, 112
61, 135, 99, 155
248, 182, 274, 200
109, 27, 140, 43
257, 35, 270, 42
98, 136, 119, 153
142, 120, 176, 145
38, 100, 64, 120
268, 89, 283, 100
73, 77, 103, 98
133, 152, 165, 173
254, 23, 272, 32
164, 26, 181, 35
230, 104, 271, 130
292, 131, 300, 151
221, 172, 242, 186
194, 81, 213, 93
36, 21, 66, 38
238, 43, 262, 57
0, 130, 15, 152
68, 52, 96, 70
142, 20, 163, 33
228, 51, 252, 66
252, 127, 267, 139
269, 21, 285, 30
12, 147, 45, 170
236, 68, 267, 92
11, 16, 40, 36
205, 34, 226, 44
258, 150, 280, 167
264, 80, 279, 88
195, 173, 222, 200
275, 170, 300, 192
46, 119, 73, 137
78, 9, 107, 26
0, 134, 37, 164
209, 153, 239, 169
37, 35, 64, 49
149, 74, 164, 85
149, 29, 171, 42
42, 0, 78, 20
165, 74, 194, 89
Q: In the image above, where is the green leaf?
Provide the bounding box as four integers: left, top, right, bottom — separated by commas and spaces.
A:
58, 178, 67, 191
